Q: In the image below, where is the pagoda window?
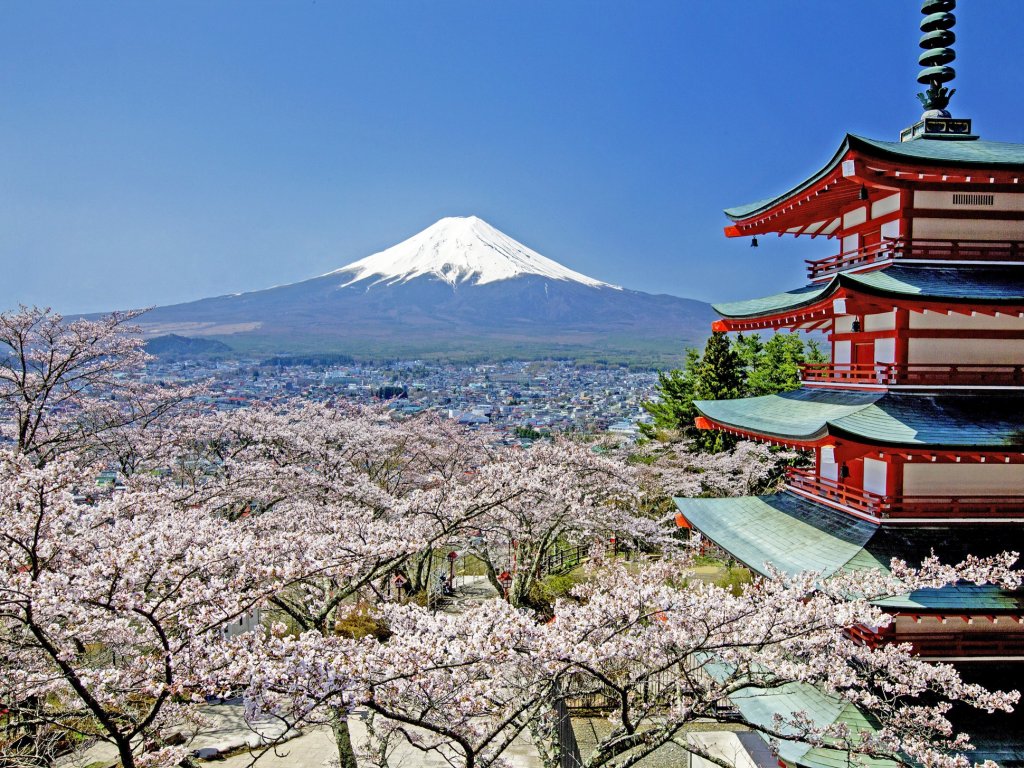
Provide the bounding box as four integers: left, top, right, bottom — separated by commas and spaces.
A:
913, 190, 1024, 212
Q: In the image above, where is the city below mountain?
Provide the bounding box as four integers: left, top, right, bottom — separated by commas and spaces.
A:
134, 216, 715, 364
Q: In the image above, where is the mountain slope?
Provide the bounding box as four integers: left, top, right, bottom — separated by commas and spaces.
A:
134, 216, 716, 363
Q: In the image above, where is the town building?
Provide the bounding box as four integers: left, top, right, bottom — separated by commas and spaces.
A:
675, 2, 1024, 765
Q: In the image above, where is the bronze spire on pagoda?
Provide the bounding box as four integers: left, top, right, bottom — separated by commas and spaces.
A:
916, 0, 957, 115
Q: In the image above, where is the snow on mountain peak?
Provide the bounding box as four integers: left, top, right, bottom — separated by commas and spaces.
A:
330, 216, 619, 290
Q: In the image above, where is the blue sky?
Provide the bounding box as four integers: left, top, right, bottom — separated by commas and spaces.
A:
2, 1, 1021, 313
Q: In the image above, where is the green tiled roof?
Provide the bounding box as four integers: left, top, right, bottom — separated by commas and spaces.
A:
678, 492, 876, 577
713, 265, 1024, 319
718, 668, 1024, 768
728, 681, 895, 768
853, 134, 1024, 167
694, 388, 1024, 449
674, 492, 1024, 611
725, 134, 1024, 221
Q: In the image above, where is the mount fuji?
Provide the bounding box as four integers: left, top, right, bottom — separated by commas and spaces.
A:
135, 216, 715, 363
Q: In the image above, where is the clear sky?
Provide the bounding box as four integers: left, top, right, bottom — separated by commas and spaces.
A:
2, 1, 1022, 314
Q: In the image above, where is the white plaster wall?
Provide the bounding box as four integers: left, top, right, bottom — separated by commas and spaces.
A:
872, 193, 901, 218
903, 464, 1024, 496
874, 337, 896, 363
834, 316, 856, 333
843, 206, 868, 229
864, 311, 897, 331
912, 217, 1024, 241
907, 338, 1024, 365
843, 233, 859, 253
821, 461, 839, 482
909, 311, 1024, 330
833, 340, 851, 364
864, 458, 888, 495
881, 219, 902, 239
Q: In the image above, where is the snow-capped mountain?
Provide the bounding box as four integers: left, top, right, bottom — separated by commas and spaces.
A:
134, 216, 715, 363
331, 216, 618, 290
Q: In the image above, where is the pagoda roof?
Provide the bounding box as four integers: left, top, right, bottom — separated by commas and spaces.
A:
674, 492, 1024, 611
694, 388, 1024, 449
725, 133, 1024, 223
713, 666, 1024, 768
713, 264, 1024, 320
724, 679, 895, 768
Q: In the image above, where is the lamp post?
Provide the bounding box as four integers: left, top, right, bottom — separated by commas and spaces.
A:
498, 570, 513, 601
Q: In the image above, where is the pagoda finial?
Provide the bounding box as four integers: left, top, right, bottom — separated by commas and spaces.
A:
916, 0, 957, 116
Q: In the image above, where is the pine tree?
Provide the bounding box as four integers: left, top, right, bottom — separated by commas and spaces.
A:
642, 331, 829, 452
746, 333, 827, 396
641, 333, 743, 450
639, 348, 701, 439
691, 332, 743, 451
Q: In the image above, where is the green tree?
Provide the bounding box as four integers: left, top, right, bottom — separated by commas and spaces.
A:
641, 333, 743, 451
642, 331, 829, 452
746, 333, 827, 396
691, 331, 743, 451
731, 332, 763, 376
639, 348, 700, 440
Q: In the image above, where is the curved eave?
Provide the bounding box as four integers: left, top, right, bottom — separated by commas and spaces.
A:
724, 133, 1024, 235
724, 136, 854, 222
712, 266, 1024, 326
674, 493, 1024, 612
694, 389, 1024, 450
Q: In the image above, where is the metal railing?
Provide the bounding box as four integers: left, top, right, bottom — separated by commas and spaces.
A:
801, 362, 1024, 388
785, 468, 1024, 521
806, 238, 1024, 280
539, 544, 592, 577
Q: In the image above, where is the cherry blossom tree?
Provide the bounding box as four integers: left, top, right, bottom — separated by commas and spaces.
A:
186, 402, 532, 766
228, 555, 1020, 768
0, 306, 193, 467
530, 558, 1020, 768
461, 439, 670, 608
0, 450, 298, 768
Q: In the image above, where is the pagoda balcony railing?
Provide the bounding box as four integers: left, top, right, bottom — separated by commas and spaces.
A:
801, 362, 1024, 388
806, 237, 1024, 280
785, 468, 1024, 521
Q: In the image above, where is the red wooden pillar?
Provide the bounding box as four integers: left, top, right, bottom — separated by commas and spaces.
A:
893, 306, 910, 372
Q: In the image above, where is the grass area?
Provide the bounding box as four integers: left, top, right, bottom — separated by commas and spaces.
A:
206, 333, 697, 368
456, 553, 490, 577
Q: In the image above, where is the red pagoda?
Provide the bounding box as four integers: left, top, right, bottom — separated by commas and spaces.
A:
674, 2, 1024, 765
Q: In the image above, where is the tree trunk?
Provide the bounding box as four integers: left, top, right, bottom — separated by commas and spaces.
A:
332, 708, 359, 768
115, 736, 137, 768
